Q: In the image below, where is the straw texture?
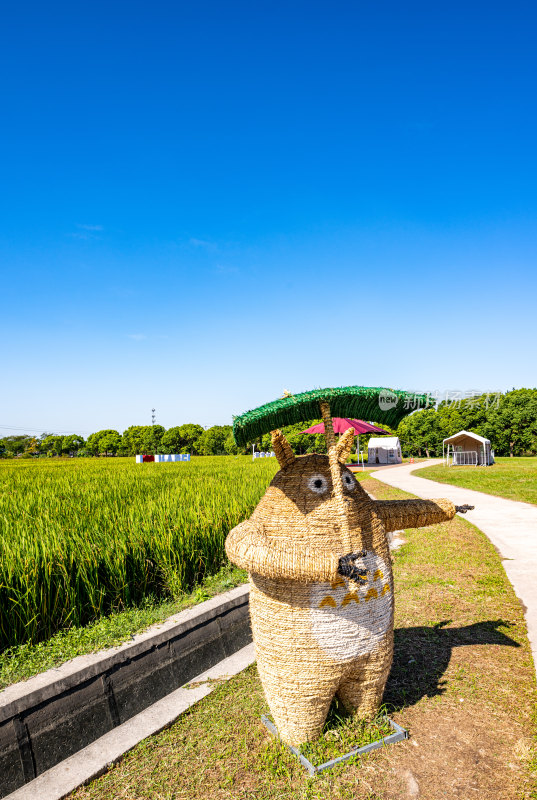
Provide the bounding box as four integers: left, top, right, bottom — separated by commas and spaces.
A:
376, 498, 456, 532
335, 427, 356, 463
321, 401, 352, 553
271, 429, 296, 470
225, 519, 339, 582
232, 385, 429, 446
226, 401, 457, 746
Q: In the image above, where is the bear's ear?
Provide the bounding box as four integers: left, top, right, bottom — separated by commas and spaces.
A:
271, 429, 296, 469
335, 428, 355, 464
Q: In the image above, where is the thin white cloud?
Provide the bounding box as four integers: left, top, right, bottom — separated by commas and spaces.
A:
189, 237, 218, 252
213, 264, 239, 274
67, 223, 104, 241
127, 333, 147, 341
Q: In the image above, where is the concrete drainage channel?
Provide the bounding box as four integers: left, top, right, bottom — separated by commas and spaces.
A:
1, 585, 253, 800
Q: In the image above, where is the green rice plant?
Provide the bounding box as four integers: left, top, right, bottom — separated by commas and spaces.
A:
0, 456, 278, 649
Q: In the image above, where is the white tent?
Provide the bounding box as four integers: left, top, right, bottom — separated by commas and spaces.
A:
443, 430, 493, 466
367, 436, 402, 465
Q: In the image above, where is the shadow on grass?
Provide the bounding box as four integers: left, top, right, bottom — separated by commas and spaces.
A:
384, 619, 519, 709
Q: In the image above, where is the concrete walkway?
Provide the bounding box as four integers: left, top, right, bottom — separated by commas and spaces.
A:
371, 459, 537, 675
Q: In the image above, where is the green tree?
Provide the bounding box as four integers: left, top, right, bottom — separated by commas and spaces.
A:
397, 409, 441, 457
435, 394, 490, 442
143, 425, 166, 454
121, 426, 147, 455
86, 430, 122, 456
121, 425, 165, 455
1, 436, 32, 456
484, 389, 537, 456
40, 435, 64, 456
99, 431, 122, 455
223, 431, 251, 455
86, 433, 100, 456
161, 424, 204, 455
24, 437, 40, 457
259, 421, 327, 456
224, 431, 239, 455
197, 425, 232, 455
61, 434, 85, 455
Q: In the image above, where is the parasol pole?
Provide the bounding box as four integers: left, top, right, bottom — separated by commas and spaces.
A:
320, 401, 352, 553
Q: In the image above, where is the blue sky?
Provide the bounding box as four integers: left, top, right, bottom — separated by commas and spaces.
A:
2, 1, 536, 435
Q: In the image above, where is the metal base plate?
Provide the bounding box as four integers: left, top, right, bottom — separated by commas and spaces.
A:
261, 714, 408, 775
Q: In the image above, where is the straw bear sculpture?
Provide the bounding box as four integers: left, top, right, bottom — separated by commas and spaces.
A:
226, 402, 472, 746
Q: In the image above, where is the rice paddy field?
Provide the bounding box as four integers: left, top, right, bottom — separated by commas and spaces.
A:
0, 456, 279, 650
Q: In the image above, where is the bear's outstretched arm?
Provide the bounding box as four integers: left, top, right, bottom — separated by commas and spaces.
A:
225, 519, 339, 582
374, 498, 456, 533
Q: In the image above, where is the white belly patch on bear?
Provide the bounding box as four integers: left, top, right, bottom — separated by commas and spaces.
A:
309, 552, 393, 662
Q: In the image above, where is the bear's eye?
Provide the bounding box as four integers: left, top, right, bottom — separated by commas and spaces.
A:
343, 473, 356, 490
308, 474, 329, 494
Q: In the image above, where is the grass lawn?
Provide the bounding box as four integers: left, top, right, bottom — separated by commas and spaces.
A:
413, 457, 537, 505
70, 477, 537, 800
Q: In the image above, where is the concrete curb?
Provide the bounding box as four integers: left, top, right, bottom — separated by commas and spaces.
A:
6, 643, 256, 800
0, 585, 251, 798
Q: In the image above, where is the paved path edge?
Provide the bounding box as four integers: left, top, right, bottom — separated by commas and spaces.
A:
372, 460, 537, 677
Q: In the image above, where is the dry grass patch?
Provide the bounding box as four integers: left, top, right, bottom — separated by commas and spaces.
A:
70, 478, 537, 800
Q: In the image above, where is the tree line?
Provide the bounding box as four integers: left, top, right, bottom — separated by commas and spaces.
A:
0, 424, 242, 458
0, 420, 393, 459
1, 388, 536, 459
397, 388, 537, 457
